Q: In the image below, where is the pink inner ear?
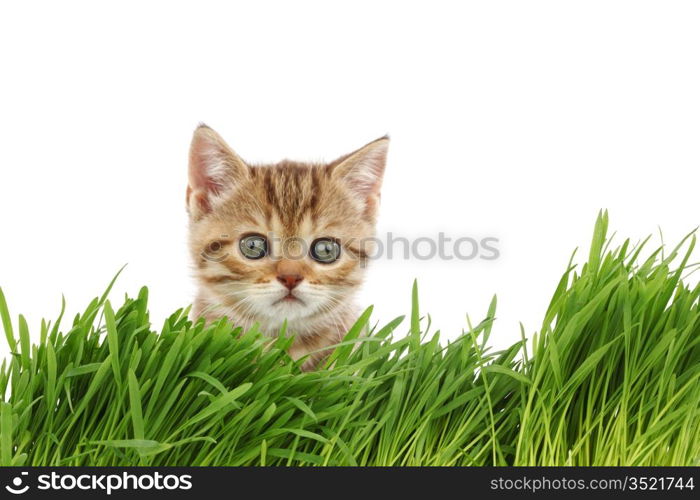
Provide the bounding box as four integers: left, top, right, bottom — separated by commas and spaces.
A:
333, 138, 389, 201
345, 156, 386, 198
193, 191, 212, 214
203, 175, 225, 197
189, 141, 225, 196
349, 169, 382, 197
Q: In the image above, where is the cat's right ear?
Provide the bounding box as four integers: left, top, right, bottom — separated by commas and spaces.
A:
187, 124, 248, 219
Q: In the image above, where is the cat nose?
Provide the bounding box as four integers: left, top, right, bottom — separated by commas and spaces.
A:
277, 274, 304, 290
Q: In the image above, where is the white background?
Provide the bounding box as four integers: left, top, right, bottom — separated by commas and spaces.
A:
1, 1, 699, 359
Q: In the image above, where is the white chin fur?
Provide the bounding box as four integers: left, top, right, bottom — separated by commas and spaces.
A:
212, 281, 347, 337
259, 282, 330, 321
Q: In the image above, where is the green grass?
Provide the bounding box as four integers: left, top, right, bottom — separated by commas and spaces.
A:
1, 211, 699, 466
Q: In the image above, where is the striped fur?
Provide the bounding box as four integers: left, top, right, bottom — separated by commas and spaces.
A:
187, 125, 388, 370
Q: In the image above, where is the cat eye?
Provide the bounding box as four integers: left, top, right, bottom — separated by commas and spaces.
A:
310, 238, 341, 264
239, 234, 268, 260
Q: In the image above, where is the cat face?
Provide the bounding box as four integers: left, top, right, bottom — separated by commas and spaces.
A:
187, 125, 388, 330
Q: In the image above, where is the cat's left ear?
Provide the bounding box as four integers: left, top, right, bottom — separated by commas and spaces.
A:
187, 124, 249, 219
332, 136, 389, 217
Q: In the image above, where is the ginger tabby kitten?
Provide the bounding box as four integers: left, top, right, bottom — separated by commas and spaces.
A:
187, 125, 389, 370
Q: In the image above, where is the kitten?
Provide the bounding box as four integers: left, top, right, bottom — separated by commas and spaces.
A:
186, 125, 388, 370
